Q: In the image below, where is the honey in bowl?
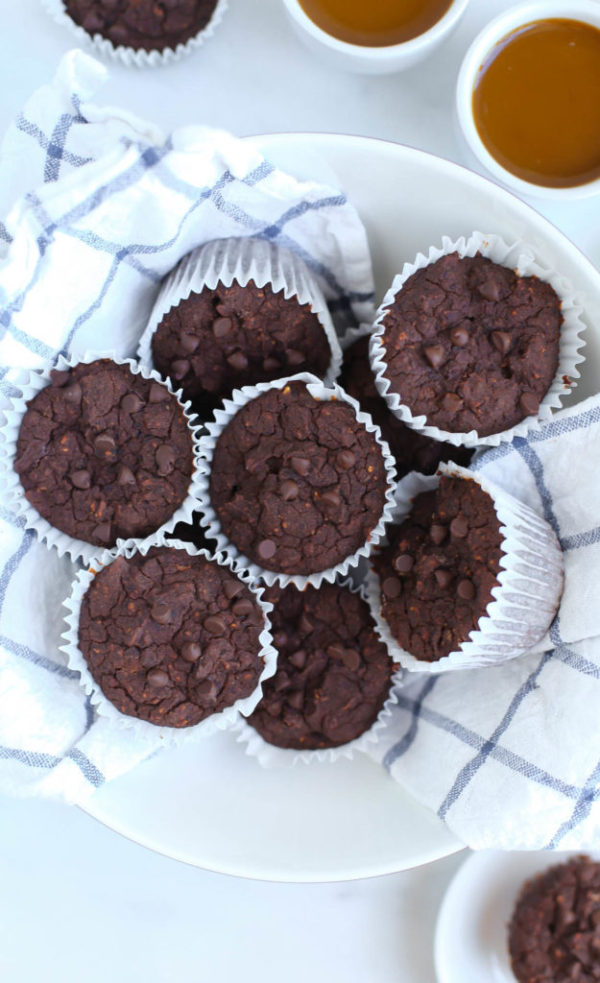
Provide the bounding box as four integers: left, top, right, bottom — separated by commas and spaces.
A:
473, 18, 600, 189
297, 0, 453, 47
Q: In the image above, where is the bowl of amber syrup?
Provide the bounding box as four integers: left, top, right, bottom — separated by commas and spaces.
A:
456, 0, 600, 199
281, 0, 469, 73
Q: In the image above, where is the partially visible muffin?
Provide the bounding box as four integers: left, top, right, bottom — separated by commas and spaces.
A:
64, 0, 220, 52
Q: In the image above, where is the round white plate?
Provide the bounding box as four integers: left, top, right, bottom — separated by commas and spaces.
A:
434, 849, 600, 983
82, 133, 600, 882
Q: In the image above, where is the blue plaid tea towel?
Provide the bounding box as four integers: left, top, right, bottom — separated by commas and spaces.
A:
0, 50, 374, 803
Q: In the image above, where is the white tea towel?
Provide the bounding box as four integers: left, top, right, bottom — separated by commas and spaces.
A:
0, 50, 375, 804
371, 395, 600, 850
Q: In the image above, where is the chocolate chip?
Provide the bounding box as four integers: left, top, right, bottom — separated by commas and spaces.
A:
92, 521, 112, 542
287, 690, 304, 711
147, 668, 170, 687
287, 349, 305, 366
337, 449, 356, 470
478, 277, 502, 302
273, 630, 288, 649
223, 578, 245, 599
226, 351, 249, 371
450, 514, 469, 538
117, 464, 136, 486
121, 392, 144, 414
520, 392, 540, 416
63, 382, 82, 404
280, 479, 299, 502
441, 393, 463, 413
196, 679, 218, 700
156, 444, 176, 476
149, 382, 169, 403
233, 598, 255, 617
321, 489, 340, 509
171, 359, 190, 381
450, 326, 469, 347
204, 615, 227, 636
70, 469, 91, 490
298, 613, 313, 635
424, 345, 446, 370
291, 456, 310, 476
289, 649, 307, 669
94, 433, 117, 458
327, 643, 346, 661
457, 578, 475, 600
394, 553, 414, 574
181, 641, 202, 662
491, 331, 512, 355
180, 333, 200, 354
263, 357, 281, 372
382, 576, 403, 598
50, 369, 69, 387
212, 317, 232, 339
151, 600, 174, 624
341, 648, 360, 671
430, 524, 447, 545
257, 539, 276, 561
434, 568, 452, 589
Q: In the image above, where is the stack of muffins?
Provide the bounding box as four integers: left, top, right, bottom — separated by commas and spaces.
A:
4, 231, 580, 761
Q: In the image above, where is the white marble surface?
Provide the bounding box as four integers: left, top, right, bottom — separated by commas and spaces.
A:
0, 1, 597, 981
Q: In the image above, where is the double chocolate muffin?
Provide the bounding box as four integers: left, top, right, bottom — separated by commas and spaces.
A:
509, 857, 600, 983
64, 0, 220, 51
376, 252, 563, 437
14, 359, 194, 549
340, 333, 472, 477
78, 546, 266, 727
248, 582, 395, 750
152, 281, 333, 418
373, 475, 504, 662
209, 379, 390, 577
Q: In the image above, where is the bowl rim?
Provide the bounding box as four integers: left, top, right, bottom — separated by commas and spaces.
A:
456, 0, 600, 200
281, 0, 470, 60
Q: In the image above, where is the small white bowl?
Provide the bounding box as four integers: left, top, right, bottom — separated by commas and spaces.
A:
281, 0, 470, 74
456, 1, 600, 200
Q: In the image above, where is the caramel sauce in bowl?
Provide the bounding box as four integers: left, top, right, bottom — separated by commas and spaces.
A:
282, 0, 469, 73
457, 1, 600, 199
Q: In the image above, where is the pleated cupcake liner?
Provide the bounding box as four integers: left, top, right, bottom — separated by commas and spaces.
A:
195, 371, 398, 589
365, 462, 564, 672
369, 231, 586, 448
61, 536, 277, 745
0, 350, 204, 566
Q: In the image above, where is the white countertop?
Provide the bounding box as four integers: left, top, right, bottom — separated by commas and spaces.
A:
0, 1, 596, 981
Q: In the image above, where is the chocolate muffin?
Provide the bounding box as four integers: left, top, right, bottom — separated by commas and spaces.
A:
373, 475, 503, 662
78, 546, 266, 727
340, 334, 473, 478
64, 0, 219, 52
14, 360, 194, 549
509, 857, 600, 983
152, 281, 333, 418
248, 582, 395, 750
376, 252, 562, 437
209, 379, 390, 577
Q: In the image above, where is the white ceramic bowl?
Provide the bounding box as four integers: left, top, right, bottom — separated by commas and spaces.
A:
456, 0, 600, 200
281, 0, 470, 74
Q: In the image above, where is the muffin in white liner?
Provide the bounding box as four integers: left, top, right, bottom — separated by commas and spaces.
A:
0, 351, 204, 566
231, 578, 402, 769
41, 0, 228, 68
61, 537, 278, 745
137, 236, 343, 405
366, 462, 564, 673
195, 371, 398, 590
369, 231, 586, 449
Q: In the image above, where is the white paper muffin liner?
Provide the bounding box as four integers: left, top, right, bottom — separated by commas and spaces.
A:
41, 0, 228, 68
365, 462, 564, 673
138, 236, 343, 389
60, 536, 278, 745
369, 231, 586, 448
0, 350, 204, 566
196, 371, 397, 589
231, 578, 402, 768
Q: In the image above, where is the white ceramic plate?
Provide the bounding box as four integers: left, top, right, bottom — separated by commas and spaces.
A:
81, 133, 600, 882
434, 849, 600, 982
